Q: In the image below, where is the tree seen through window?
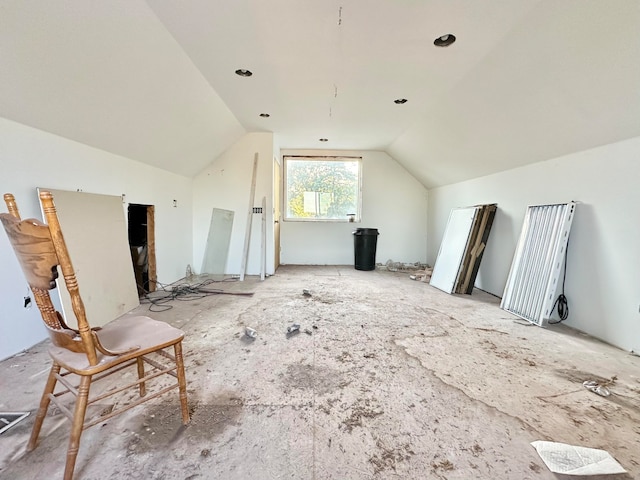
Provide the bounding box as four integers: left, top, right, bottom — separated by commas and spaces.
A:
285, 157, 361, 221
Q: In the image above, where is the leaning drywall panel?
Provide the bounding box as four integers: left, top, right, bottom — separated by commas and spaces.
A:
430, 207, 477, 294
201, 208, 234, 276
41, 188, 139, 328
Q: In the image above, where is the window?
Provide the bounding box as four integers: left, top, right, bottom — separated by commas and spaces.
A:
284, 156, 362, 221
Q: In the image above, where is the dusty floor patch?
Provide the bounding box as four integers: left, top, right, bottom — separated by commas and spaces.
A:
126, 395, 243, 454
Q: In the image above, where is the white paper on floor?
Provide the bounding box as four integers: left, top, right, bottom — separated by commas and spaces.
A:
531, 441, 626, 475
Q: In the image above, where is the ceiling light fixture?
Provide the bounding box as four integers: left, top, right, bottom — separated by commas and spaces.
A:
235, 69, 253, 77
259, 113, 270, 118
434, 34, 456, 47
319, 138, 328, 142
394, 98, 408, 104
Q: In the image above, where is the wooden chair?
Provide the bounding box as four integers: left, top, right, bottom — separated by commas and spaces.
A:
0, 192, 190, 480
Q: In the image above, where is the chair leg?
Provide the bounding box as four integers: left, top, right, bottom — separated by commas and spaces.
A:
27, 363, 60, 452
174, 341, 190, 424
136, 357, 146, 397
63, 375, 91, 480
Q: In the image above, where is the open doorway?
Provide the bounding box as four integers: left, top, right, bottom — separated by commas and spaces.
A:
128, 204, 157, 296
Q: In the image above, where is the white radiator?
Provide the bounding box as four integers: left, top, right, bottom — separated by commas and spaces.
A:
501, 202, 576, 326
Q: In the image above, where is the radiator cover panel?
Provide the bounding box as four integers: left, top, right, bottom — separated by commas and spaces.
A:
500, 202, 576, 326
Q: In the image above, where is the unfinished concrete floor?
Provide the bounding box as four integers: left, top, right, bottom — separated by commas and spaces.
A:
1, 265, 639, 479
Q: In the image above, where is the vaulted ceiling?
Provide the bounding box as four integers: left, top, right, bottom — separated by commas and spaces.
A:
1, 1, 639, 187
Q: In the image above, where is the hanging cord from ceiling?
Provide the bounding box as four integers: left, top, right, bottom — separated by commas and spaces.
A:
140, 278, 253, 312
548, 234, 571, 324
327, 5, 344, 122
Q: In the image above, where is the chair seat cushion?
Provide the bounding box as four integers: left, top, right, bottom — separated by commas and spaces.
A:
49, 315, 184, 374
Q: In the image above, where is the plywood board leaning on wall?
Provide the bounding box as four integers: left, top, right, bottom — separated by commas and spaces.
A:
456, 204, 497, 294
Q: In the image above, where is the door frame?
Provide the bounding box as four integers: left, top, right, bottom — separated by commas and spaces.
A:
273, 157, 281, 271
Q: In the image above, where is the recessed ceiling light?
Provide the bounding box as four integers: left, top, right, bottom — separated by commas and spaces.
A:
235, 69, 253, 77
259, 113, 270, 118
319, 138, 328, 142
394, 98, 408, 104
434, 34, 456, 47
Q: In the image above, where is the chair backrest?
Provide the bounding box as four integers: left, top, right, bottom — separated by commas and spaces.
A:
1, 192, 98, 365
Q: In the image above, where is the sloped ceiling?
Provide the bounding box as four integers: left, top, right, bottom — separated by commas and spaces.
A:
1, 1, 639, 186
0, 0, 245, 177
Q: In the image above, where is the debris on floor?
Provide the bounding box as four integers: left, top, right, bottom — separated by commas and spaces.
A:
302, 289, 312, 297
410, 266, 433, 282
378, 260, 428, 272
244, 327, 258, 339
583, 378, 615, 397
0, 412, 30, 435
286, 323, 301, 335
531, 440, 626, 475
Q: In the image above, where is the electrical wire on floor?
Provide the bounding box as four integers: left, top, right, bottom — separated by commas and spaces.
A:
548, 235, 570, 324
138, 277, 253, 312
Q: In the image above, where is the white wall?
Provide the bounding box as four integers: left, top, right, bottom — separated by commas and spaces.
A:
0, 117, 193, 360
428, 137, 640, 352
280, 150, 428, 266
192, 133, 274, 275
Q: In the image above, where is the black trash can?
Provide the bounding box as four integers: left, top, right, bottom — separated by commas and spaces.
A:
353, 228, 379, 271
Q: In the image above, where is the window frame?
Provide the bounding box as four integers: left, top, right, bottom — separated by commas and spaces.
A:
282, 155, 363, 223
